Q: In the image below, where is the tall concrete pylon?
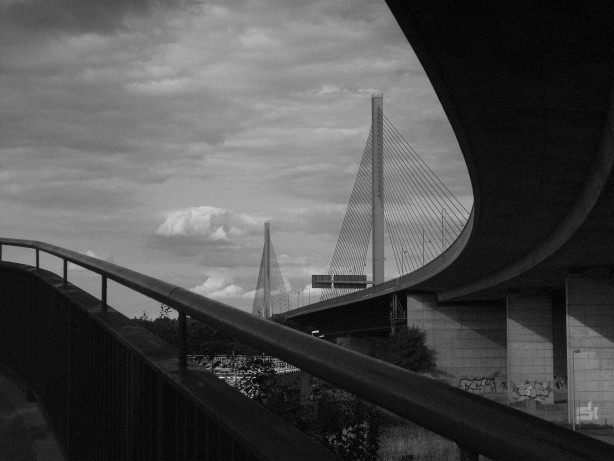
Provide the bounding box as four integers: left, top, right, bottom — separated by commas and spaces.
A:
371, 93, 385, 285
263, 221, 271, 313
252, 222, 289, 317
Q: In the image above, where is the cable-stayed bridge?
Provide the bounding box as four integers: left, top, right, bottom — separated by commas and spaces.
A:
252, 221, 289, 317
321, 94, 470, 301
1, 3, 614, 460
286, 0, 614, 442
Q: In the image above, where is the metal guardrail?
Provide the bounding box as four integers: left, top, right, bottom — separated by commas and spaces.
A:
0, 252, 339, 460
1, 238, 613, 461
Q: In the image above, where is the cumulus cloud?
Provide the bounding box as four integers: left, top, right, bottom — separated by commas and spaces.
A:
155, 206, 263, 242
68, 250, 114, 270
190, 276, 252, 300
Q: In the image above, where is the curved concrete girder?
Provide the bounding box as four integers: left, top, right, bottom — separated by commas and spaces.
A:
381, 1, 614, 300
439, 90, 614, 300
288, 2, 614, 321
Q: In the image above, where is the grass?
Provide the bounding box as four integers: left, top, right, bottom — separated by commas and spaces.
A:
378, 423, 494, 461
377, 423, 459, 461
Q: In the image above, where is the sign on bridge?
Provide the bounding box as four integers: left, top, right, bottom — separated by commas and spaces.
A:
312, 274, 368, 289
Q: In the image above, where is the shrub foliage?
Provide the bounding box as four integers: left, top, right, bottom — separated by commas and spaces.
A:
387, 325, 436, 373
133, 306, 439, 460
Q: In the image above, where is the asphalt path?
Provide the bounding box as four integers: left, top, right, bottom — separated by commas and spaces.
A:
0, 369, 64, 461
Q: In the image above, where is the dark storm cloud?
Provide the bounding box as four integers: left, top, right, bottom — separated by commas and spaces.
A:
0, 75, 241, 156
2, 0, 176, 35
2, 178, 137, 211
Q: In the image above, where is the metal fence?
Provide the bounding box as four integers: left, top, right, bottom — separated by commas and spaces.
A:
0, 238, 612, 461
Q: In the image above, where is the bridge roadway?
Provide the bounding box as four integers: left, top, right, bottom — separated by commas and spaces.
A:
287, 1, 614, 335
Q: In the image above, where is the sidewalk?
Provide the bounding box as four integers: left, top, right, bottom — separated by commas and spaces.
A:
0, 369, 64, 461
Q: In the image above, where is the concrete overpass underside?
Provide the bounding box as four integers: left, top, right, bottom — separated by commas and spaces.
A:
287, 2, 614, 426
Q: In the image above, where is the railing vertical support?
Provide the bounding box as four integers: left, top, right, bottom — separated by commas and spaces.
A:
157, 380, 165, 461
65, 304, 73, 459
459, 445, 479, 461
36, 249, 39, 269
63, 259, 68, 285
0, 244, 2, 261
101, 276, 107, 311
124, 349, 134, 460
179, 312, 187, 369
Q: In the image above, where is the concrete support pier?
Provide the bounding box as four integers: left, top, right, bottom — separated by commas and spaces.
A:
406, 294, 507, 402
506, 295, 554, 410
566, 273, 614, 426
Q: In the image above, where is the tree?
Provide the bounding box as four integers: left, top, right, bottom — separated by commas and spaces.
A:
387, 326, 436, 373
132, 304, 262, 358
136, 305, 381, 460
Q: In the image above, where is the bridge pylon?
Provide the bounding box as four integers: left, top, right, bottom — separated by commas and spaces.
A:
372, 92, 385, 285
252, 222, 289, 317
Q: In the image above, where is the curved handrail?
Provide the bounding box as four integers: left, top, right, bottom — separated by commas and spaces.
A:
0, 238, 611, 461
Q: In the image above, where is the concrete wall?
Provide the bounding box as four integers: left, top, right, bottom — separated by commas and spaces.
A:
566, 273, 614, 425
407, 294, 507, 403
507, 295, 554, 407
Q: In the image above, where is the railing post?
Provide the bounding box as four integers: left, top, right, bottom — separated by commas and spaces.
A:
101, 276, 107, 311
36, 249, 39, 269
0, 244, 2, 261
179, 312, 187, 369
157, 380, 165, 461
459, 445, 479, 461
63, 259, 68, 285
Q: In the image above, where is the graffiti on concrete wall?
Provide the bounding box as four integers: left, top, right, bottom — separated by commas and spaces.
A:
457, 372, 505, 394
511, 381, 552, 403
554, 376, 567, 393
576, 401, 599, 422
458, 376, 497, 393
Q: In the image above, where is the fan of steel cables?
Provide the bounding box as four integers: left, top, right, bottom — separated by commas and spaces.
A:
252, 238, 289, 316
320, 116, 470, 301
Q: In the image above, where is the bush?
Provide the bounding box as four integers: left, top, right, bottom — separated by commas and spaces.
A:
231, 360, 380, 461
387, 326, 436, 373
314, 391, 380, 461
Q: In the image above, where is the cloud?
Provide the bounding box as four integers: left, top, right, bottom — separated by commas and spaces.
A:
0, 170, 139, 211
303, 284, 323, 298
0, 0, 473, 316
274, 205, 347, 235
1, 0, 173, 36
68, 250, 114, 270
278, 254, 308, 265
190, 276, 252, 300
155, 206, 263, 242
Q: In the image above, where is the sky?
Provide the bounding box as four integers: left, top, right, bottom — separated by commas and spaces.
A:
0, 0, 472, 318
